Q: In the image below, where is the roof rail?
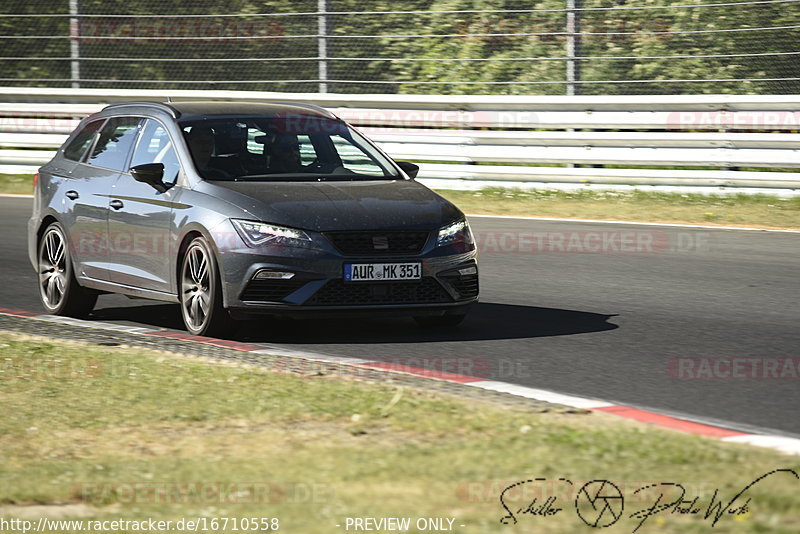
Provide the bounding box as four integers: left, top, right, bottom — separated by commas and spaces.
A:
102, 101, 180, 118
271, 102, 337, 119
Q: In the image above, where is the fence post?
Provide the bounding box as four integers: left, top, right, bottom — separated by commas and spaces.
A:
69, 0, 81, 89
566, 0, 581, 96
318, 0, 329, 93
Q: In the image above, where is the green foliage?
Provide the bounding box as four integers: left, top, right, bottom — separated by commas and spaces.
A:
1, 0, 799, 94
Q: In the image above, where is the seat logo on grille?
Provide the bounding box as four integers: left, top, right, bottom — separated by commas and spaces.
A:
372, 236, 389, 250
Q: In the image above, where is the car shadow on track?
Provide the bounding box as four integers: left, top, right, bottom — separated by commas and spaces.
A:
90, 301, 618, 343
90, 301, 186, 330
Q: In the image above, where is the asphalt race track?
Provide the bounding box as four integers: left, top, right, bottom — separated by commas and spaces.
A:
2, 196, 798, 437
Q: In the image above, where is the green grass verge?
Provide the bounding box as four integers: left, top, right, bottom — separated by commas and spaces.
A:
437, 188, 800, 230
0, 174, 35, 195
0, 333, 797, 533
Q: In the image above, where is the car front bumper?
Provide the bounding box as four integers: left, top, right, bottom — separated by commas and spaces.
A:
216, 233, 478, 318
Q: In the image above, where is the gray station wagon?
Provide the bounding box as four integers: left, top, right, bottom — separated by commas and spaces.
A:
28, 101, 479, 337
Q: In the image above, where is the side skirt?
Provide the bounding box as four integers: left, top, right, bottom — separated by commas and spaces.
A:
78, 276, 180, 304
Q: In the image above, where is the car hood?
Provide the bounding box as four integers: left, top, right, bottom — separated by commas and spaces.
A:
199, 179, 463, 232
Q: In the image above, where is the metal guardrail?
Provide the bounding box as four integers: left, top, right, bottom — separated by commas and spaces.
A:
3, 87, 800, 110
1, 88, 799, 192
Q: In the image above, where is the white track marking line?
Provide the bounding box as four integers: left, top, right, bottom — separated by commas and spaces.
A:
722, 435, 800, 455
251, 347, 369, 365
35, 315, 156, 334
467, 380, 613, 410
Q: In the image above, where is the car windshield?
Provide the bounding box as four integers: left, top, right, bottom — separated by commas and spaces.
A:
180, 115, 400, 182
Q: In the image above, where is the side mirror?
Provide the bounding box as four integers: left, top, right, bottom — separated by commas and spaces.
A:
396, 161, 419, 179
130, 163, 169, 193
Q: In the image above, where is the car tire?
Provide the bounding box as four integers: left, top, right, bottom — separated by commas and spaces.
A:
413, 314, 467, 328
179, 236, 235, 338
37, 222, 97, 318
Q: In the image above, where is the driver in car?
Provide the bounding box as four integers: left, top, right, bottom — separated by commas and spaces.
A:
185, 125, 245, 179
268, 136, 305, 173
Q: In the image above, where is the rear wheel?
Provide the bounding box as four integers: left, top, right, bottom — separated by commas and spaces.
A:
179, 237, 235, 337
37, 223, 97, 317
413, 313, 467, 328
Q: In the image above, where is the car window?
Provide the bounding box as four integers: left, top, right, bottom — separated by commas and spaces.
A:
296, 135, 316, 166
63, 119, 104, 162
131, 119, 181, 184
89, 117, 141, 171
331, 134, 386, 176
247, 126, 267, 155
180, 116, 398, 181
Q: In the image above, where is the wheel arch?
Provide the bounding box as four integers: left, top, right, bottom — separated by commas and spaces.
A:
175, 225, 229, 304
35, 215, 98, 317
35, 215, 66, 274
36, 215, 60, 249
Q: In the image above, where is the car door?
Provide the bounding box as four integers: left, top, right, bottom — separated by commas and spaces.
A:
53, 118, 104, 279
67, 116, 141, 283
106, 118, 181, 294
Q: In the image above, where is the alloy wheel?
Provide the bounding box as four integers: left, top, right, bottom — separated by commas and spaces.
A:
181, 244, 211, 331
38, 227, 68, 311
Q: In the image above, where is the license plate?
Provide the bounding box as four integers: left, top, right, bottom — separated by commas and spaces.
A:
344, 262, 421, 282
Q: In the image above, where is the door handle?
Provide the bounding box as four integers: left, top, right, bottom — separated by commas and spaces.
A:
109, 199, 124, 210
65, 190, 79, 200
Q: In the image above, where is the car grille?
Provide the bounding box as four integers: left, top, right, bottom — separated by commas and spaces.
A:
241, 279, 307, 302
438, 271, 479, 300
323, 231, 430, 256
306, 278, 452, 306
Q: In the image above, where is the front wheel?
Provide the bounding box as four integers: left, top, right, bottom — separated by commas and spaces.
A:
179, 237, 235, 337
37, 223, 97, 317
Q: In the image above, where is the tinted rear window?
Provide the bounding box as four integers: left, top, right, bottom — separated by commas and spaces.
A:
63, 119, 104, 162
89, 117, 141, 171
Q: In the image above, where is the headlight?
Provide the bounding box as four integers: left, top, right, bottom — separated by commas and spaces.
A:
231, 219, 312, 248
437, 219, 474, 248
